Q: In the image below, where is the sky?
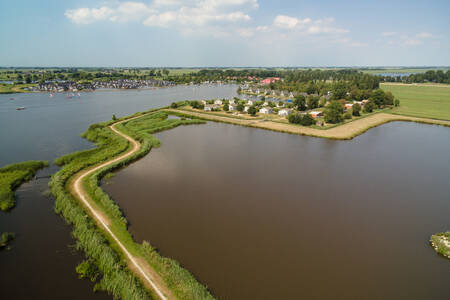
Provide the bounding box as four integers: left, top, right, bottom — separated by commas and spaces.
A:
0, 0, 449, 67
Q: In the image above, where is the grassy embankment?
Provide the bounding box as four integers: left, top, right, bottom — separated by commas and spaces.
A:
0, 161, 48, 211
167, 107, 450, 140
430, 233, 450, 259
50, 110, 215, 299
0, 83, 36, 94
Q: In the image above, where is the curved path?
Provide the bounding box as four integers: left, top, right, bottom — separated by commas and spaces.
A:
70, 115, 172, 300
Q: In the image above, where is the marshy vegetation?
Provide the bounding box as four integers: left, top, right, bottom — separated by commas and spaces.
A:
0, 232, 15, 249
430, 232, 450, 259
50, 109, 215, 299
0, 160, 48, 211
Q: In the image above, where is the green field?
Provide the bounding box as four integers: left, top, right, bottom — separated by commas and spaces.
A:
362, 68, 449, 75
381, 83, 450, 120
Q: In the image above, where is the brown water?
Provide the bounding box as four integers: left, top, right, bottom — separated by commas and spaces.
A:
104, 121, 450, 300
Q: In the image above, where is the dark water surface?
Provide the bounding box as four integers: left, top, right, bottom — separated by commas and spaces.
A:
104, 121, 450, 300
0, 85, 237, 299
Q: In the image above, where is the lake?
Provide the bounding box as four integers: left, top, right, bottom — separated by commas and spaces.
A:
0, 85, 237, 299
103, 121, 450, 300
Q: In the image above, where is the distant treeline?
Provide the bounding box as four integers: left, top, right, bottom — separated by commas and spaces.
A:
381, 70, 450, 84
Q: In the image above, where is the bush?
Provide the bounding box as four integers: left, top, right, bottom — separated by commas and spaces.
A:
300, 113, 315, 126
352, 103, 361, 116
248, 106, 257, 116
344, 112, 352, 119
170, 102, 178, 108
363, 101, 376, 113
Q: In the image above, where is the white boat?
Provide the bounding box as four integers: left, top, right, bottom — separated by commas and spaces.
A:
16, 107, 25, 110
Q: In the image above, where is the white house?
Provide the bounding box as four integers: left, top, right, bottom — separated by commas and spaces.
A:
200, 100, 207, 105
247, 100, 254, 105
214, 99, 222, 105
278, 109, 291, 117
204, 105, 212, 112
263, 101, 269, 106
229, 104, 238, 111
289, 92, 294, 98
280, 91, 285, 97
229, 98, 235, 104
244, 106, 250, 112
259, 107, 273, 114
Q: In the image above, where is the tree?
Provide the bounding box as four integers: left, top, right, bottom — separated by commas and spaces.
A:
307, 96, 319, 109
324, 100, 344, 123
384, 91, 394, 106
332, 81, 347, 100
223, 103, 229, 111
343, 112, 352, 119
352, 103, 361, 116
237, 86, 242, 94
363, 101, 376, 113
394, 99, 400, 107
300, 113, 315, 126
370, 89, 385, 107
294, 94, 306, 111
237, 103, 244, 112
112, 114, 117, 121
248, 106, 257, 116
170, 102, 178, 108
162, 69, 169, 77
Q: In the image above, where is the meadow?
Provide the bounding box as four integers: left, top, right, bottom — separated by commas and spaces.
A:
381, 83, 450, 120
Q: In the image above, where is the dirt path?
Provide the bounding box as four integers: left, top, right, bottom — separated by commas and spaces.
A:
167, 109, 450, 139
69, 115, 174, 300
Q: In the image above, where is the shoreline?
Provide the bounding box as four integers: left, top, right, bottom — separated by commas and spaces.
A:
165, 108, 450, 140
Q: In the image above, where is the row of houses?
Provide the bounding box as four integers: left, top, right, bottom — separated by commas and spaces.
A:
35, 79, 174, 92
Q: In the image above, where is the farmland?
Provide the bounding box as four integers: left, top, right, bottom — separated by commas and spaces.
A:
381, 83, 450, 120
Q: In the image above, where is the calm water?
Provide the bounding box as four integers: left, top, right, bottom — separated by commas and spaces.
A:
0, 85, 237, 299
104, 121, 450, 300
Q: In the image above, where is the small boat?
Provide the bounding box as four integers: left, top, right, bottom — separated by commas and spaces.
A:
50, 93, 54, 98
9, 97, 14, 100
16, 107, 25, 110
77, 92, 81, 97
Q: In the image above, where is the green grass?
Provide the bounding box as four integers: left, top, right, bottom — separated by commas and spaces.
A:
0, 83, 36, 94
0, 161, 48, 211
381, 83, 450, 120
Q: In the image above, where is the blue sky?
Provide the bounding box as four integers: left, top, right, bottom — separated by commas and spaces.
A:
1, 0, 449, 67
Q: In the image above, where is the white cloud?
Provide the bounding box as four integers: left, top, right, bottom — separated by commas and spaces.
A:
273, 15, 300, 29
65, 0, 254, 36
382, 31, 435, 47
65, 6, 113, 24
381, 31, 396, 37
416, 32, 432, 39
